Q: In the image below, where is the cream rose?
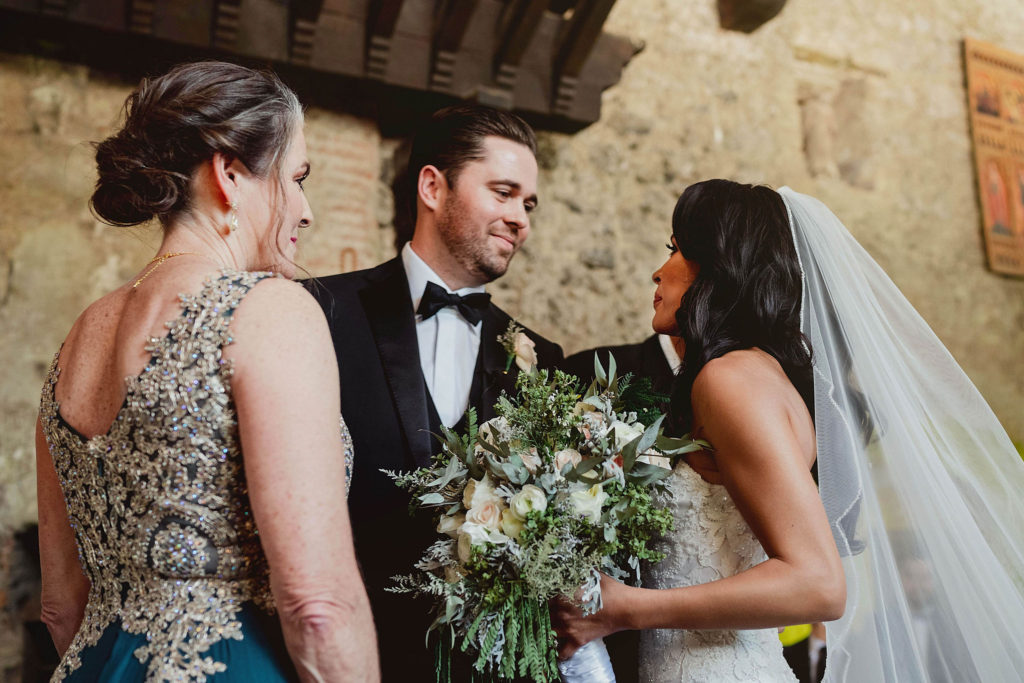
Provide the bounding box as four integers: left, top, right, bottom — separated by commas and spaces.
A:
513, 333, 537, 372
519, 447, 541, 474
509, 484, 547, 519
569, 483, 609, 524
500, 508, 525, 540
553, 448, 582, 476
463, 473, 501, 510
466, 500, 504, 532
437, 513, 465, 538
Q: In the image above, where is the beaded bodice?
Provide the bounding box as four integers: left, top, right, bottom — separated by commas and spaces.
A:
39, 270, 352, 682
639, 462, 796, 682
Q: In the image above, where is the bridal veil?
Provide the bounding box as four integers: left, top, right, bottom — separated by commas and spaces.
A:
778, 187, 1024, 682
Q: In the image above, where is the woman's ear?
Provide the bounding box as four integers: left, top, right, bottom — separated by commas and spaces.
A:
417, 165, 448, 213
211, 152, 243, 206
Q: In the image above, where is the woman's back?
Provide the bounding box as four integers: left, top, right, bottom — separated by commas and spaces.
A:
41, 267, 296, 681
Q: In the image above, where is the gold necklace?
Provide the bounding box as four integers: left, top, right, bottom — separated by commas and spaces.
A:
132, 252, 196, 289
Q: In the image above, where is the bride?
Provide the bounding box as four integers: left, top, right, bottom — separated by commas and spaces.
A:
553, 180, 1024, 682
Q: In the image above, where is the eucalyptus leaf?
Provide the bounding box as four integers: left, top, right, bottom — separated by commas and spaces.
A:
634, 415, 664, 459
626, 461, 674, 486
620, 431, 639, 470
655, 433, 708, 455
418, 492, 447, 505
427, 457, 468, 488
572, 456, 605, 481
593, 353, 608, 386
476, 437, 506, 458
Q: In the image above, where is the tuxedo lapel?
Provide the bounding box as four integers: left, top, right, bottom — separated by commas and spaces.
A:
359, 259, 434, 467
479, 306, 516, 421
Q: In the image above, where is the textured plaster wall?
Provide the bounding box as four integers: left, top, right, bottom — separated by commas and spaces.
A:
0, 0, 1022, 672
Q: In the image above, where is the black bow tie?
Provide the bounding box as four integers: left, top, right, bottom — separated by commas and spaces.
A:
416, 281, 491, 325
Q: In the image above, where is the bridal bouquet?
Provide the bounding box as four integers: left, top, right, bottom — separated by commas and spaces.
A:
386, 326, 703, 682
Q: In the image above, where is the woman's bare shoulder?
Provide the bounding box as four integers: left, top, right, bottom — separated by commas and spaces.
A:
227, 277, 330, 355
692, 348, 789, 404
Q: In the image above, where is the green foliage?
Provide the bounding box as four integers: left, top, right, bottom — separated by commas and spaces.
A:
497, 368, 583, 450
619, 374, 670, 428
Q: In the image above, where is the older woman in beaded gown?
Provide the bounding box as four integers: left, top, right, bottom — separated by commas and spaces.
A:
35, 62, 378, 681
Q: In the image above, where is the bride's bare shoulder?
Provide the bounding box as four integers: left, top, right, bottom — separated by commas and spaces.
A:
692, 349, 789, 403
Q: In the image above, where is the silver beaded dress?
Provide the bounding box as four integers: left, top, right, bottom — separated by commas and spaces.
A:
39, 270, 354, 682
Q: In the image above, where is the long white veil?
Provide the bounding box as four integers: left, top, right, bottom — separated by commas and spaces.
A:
778, 187, 1024, 682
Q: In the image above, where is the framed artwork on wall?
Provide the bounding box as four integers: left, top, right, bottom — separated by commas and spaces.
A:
964, 38, 1024, 276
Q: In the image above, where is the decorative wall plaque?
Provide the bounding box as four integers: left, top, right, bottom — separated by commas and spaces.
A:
964, 38, 1024, 276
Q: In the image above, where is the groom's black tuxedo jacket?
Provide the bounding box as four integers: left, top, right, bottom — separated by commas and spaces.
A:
309, 257, 562, 682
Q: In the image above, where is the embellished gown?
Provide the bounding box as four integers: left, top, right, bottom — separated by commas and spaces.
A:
39, 271, 354, 682
639, 462, 797, 683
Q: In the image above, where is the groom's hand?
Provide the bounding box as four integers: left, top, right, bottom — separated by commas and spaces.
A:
550, 574, 631, 660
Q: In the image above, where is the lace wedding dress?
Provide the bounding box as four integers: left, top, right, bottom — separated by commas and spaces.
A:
638, 462, 796, 683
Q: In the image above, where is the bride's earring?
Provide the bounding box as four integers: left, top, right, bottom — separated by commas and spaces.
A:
227, 198, 239, 233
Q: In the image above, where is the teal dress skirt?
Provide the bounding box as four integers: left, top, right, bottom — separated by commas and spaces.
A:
63, 603, 297, 682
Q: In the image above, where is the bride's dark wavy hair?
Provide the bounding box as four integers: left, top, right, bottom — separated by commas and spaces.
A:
667, 179, 813, 435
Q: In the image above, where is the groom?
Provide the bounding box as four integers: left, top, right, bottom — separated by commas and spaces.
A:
310, 104, 563, 681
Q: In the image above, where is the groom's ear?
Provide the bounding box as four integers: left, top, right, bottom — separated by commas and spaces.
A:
417, 165, 447, 213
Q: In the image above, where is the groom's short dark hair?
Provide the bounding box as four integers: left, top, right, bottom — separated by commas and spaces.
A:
393, 104, 537, 245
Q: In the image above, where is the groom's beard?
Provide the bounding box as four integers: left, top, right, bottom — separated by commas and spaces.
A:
438, 195, 517, 284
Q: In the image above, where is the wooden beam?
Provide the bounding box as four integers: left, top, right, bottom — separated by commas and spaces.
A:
493, 0, 547, 89
213, 0, 241, 50
128, 0, 155, 34
430, 0, 479, 92
367, 0, 406, 79
289, 0, 325, 64
553, 0, 616, 115
306, 0, 369, 76
717, 0, 787, 33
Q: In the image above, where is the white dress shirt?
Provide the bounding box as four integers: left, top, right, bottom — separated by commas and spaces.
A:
402, 243, 484, 427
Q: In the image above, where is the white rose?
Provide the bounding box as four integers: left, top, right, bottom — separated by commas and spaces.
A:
553, 448, 582, 476
500, 508, 525, 540
519, 447, 541, 474
437, 513, 465, 538
513, 333, 538, 372
466, 500, 504, 532
608, 420, 644, 451
457, 521, 507, 563
569, 483, 609, 524
509, 484, 547, 519
463, 473, 501, 510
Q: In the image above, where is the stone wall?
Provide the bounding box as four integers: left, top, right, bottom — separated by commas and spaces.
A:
1, 0, 1022, 673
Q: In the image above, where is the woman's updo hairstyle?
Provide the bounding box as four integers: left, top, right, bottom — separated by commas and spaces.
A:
667, 179, 813, 434
91, 61, 302, 227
